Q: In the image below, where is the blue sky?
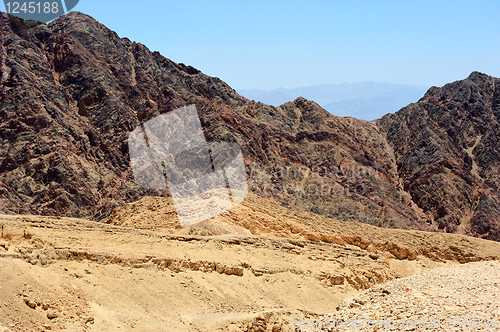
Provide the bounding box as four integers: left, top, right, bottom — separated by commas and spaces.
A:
3, 0, 500, 90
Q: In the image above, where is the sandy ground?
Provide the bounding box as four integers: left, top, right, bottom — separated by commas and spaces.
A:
0, 195, 499, 331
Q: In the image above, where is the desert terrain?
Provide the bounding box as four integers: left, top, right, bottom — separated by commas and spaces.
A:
1, 12, 500, 332
1, 194, 500, 331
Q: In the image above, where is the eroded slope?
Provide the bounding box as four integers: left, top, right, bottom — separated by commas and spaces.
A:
1, 195, 499, 331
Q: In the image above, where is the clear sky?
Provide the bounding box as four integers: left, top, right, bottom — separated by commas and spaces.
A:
3, 0, 499, 90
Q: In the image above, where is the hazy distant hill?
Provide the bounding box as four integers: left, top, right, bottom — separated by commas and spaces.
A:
238, 83, 428, 120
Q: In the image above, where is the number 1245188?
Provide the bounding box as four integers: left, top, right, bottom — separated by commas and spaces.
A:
5, 2, 59, 14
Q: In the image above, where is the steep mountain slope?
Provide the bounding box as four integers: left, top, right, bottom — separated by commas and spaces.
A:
0, 12, 499, 241
0, 12, 419, 229
380, 72, 500, 240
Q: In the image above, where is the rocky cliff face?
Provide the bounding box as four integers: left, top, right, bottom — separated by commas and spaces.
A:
380, 72, 500, 240
0, 12, 499, 241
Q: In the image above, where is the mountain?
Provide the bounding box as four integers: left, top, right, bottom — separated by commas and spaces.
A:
238, 83, 428, 120
0, 12, 416, 228
0, 12, 499, 242
380, 71, 500, 240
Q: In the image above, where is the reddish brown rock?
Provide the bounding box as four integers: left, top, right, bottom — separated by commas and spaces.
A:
0, 12, 499, 241
380, 72, 500, 241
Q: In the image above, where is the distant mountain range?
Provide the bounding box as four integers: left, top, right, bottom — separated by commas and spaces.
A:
238, 83, 428, 121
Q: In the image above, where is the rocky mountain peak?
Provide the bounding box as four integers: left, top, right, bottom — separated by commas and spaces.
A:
381, 72, 500, 240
